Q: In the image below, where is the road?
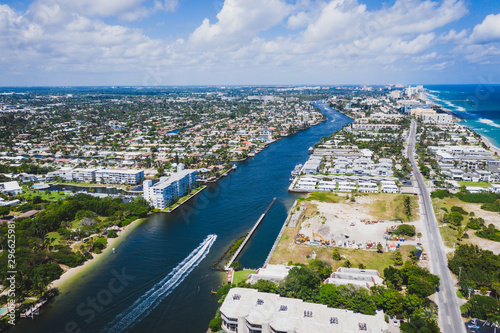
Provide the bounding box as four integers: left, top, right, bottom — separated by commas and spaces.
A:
407, 121, 466, 333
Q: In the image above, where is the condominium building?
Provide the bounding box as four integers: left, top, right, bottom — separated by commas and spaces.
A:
220, 288, 388, 333
49, 167, 144, 185
95, 169, 144, 185
143, 169, 197, 209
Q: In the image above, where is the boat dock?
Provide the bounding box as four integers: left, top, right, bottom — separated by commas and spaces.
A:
225, 197, 276, 270
20, 299, 47, 319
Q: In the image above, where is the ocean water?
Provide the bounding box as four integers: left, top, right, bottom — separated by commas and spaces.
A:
425, 85, 500, 148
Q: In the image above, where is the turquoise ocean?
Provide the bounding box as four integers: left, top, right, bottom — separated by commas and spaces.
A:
425, 85, 500, 148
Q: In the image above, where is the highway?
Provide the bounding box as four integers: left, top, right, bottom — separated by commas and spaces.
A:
407, 121, 466, 333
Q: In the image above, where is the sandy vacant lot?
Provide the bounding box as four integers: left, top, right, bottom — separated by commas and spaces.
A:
298, 194, 420, 247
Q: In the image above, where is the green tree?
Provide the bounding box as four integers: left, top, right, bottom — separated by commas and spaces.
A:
209, 317, 221, 332
308, 259, 332, 280
0, 205, 10, 216
32, 262, 63, 295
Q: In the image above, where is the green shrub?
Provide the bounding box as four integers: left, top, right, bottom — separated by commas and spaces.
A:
394, 224, 416, 237
450, 206, 467, 215
430, 189, 453, 199
458, 192, 498, 203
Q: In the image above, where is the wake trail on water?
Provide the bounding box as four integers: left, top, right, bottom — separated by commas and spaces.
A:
101, 234, 217, 333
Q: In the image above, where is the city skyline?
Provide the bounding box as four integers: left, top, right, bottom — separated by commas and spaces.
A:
1, 0, 500, 86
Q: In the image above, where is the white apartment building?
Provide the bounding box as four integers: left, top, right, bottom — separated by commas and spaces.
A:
338, 181, 356, 192
420, 113, 453, 124
295, 177, 317, 190
143, 169, 197, 209
0, 181, 23, 195
380, 180, 398, 193
358, 182, 378, 193
220, 288, 388, 333
50, 168, 144, 185
95, 169, 144, 185
317, 180, 336, 191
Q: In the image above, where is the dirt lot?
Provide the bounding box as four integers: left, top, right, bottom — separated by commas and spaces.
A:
269, 193, 423, 274
297, 194, 420, 247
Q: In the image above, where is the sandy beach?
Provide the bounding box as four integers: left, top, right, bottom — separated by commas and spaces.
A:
479, 134, 500, 155
50, 217, 147, 290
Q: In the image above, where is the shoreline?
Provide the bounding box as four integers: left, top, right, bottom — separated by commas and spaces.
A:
50, 216, 148, 291
425, 91, 500, 154
479, 133, 500, 155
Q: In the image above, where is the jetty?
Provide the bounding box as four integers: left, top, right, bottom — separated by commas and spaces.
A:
225, 198, 276, 270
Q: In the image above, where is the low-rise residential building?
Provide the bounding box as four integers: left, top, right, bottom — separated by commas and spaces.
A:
143, 169, 197, 209
247, 265, 293, 284
324, 268, 383, 289
380, 180, 398, 193
0, 181, 23, 195
220, 287, 388, 333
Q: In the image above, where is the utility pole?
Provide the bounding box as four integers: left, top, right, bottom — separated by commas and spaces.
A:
459, 266, 462, 281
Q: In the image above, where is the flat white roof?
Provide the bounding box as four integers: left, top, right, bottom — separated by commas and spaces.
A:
221, 288, 388, 333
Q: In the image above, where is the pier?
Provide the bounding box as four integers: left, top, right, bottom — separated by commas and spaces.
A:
225, 198, 276, 271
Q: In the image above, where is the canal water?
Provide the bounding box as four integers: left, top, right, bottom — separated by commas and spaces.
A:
12, 101, 352, 333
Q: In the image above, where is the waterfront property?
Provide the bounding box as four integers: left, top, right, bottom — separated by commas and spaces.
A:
220, 288, 388, 333
246, 264, 292, 284
48, 167, 145, 185
143, 169, 197, 209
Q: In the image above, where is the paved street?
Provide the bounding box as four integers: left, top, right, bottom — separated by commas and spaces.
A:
407, 121, 466, 333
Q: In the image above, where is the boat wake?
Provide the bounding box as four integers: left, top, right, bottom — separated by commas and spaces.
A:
101, 234, 217, 333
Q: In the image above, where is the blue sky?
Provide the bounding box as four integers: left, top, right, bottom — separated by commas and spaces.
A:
1, 0, 500, 86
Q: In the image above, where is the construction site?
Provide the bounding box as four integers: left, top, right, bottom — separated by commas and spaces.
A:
289, 194, 421, 250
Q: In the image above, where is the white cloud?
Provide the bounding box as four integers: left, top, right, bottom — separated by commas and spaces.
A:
287, 11, 310, 30
412, 52, 437, 62
0, 0, 490, 85
25, 0, 179, 23
438, 28, 467, 42
469, 14, 500, 44
388, 33, 436, 54
189, 0, 292, 46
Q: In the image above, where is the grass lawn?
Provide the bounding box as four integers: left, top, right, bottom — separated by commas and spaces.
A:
298, 192, 342, 204
17, 189, 68, 202
45, 231, 62, 246
233, 270, 256, 285
166, 186, 206, 211
439, 225, 459, 248
457, 181, 495, 188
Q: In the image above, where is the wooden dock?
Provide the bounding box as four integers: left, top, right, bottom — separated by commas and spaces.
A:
225, 198, 276, 270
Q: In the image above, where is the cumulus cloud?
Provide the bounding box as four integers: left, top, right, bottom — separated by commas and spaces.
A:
469, 14, 500, 44
189, 0, 292, 46
438, 28, 467, 42
0, 0, 494, 85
